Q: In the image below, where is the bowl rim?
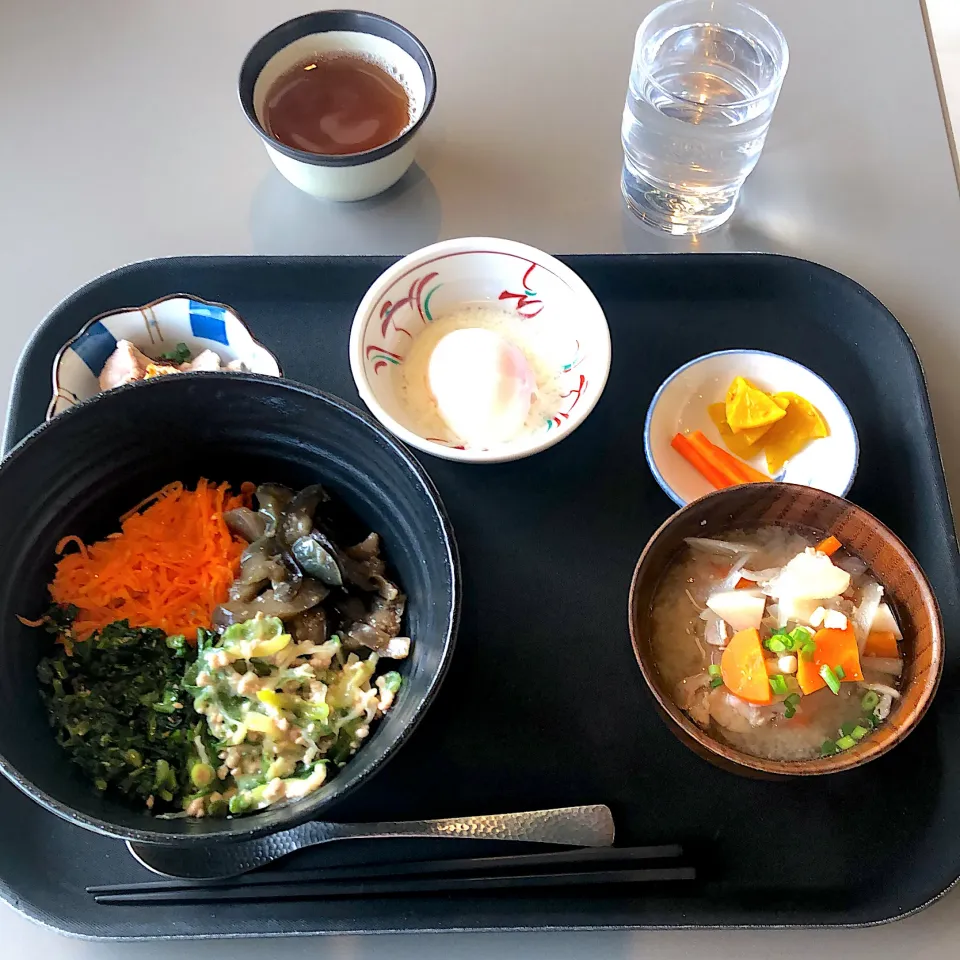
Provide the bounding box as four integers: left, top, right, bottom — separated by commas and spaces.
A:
643, 348, 860, 507
3, 372, 461, 845
46, 292, 283, 422
627, 482, 944, 777
237, 9, 437, 168
348, 236, 613, 464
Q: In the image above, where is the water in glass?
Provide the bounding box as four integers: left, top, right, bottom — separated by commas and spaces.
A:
622, 2, 787, 235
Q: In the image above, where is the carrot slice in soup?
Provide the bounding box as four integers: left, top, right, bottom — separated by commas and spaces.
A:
816, 535, 842, 557
796, 625, 863, 694
863, 630, 899, 658
720, 628, 772, 705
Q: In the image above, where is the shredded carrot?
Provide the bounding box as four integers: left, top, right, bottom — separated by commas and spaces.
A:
49, 479, 247, 643
55, 535, 89, 559
17, 615, 46, 628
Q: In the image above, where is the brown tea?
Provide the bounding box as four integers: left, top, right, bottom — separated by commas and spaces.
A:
263, 54, 410, 156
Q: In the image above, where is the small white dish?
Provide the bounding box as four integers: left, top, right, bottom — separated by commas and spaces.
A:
349, 237, 612, 463
49, 294, 280, 419
645, 349, 858, 506
238, 11, 436, 202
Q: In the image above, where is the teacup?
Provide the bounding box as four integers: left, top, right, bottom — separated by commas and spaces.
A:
238, 10, 436, 202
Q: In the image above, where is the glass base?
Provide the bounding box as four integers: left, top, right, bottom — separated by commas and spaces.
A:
621, 172, 738, 236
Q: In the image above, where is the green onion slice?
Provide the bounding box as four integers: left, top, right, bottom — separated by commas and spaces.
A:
708, 664, 722, 677
769, 674, 788, 696
820, 664, 841, 695
861, 690, 880, 712
836, 735, 856, 750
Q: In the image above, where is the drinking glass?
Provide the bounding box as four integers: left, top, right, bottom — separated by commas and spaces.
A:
621, 0, 788, 235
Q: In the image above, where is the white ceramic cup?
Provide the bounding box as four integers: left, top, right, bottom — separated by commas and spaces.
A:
239, 11, 436, 202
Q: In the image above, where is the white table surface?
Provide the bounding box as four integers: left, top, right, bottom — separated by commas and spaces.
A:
2, 0, 959, 952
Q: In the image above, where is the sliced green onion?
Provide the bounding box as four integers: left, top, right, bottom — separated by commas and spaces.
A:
783, 694, 801, 720
836, 735, 856, 750
788, 626, 812, 646
820, 664, 841, 695
851, 725, 869, 741
708, 664, 722, 678
769, 674, 788, 696
766, 631, 794, 651
710, 676, 724, 689
861, 691, 880, 712
820, 739, 839, 756
834, 664, 846, 681
840, 721, 858, 737
801, 641, 817, 662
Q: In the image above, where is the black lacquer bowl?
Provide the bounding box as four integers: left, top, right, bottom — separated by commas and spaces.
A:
0, 373, 459, 844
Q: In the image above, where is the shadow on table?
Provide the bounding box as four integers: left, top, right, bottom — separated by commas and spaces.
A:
249, 163, 442, 257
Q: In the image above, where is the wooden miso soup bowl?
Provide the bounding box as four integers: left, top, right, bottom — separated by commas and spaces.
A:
628, 483, 943, 777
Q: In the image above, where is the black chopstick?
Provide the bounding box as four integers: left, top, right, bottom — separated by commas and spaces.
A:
93, 864, 696, 905
88, 844, 684, 896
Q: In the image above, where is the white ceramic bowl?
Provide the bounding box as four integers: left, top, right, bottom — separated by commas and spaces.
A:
238, 11, 436, 202
645, 349, 858, 506
349, 237, 612, 463
49, 294, 280, 419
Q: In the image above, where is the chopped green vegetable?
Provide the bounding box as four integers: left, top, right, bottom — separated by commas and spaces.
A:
836, 735, 856, 750
783, 693, 801, 719
765, 636, 788, 653
820, 664, 841, 695
800, 641, 817, 662
190, 762, 215, 788
769, 674, 788, 696
821, 739, 839, 756
861, 690, 880, 712
37, 618, 197, 811
708, 664, 722, 678
839, 721, 858, 738
851, 725, 869, 741
709, 676, 724, 689
788, 626, 812, 647
159, 342, 192, 364
834, 664, 846, 681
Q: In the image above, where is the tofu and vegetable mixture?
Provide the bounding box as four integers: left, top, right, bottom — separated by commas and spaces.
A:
650, 528, 903, 761
24, 480, 410, 818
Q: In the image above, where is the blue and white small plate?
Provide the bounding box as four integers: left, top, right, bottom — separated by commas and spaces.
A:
645, 349, 859, 507
48, 294, 281, 419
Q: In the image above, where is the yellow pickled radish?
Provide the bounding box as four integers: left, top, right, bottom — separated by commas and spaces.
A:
725, 376, 789, 434
763, 391, 829, 474
709, 397, 788, 457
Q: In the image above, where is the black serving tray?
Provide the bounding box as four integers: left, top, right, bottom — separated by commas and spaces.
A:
3, 254, 959, 939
